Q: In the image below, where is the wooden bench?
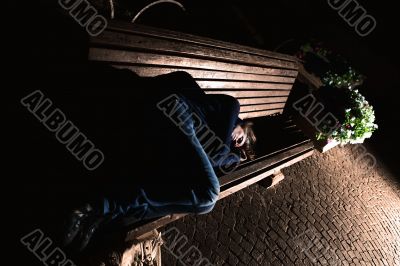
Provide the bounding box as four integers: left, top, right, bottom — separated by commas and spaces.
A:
88, 21, 314, 241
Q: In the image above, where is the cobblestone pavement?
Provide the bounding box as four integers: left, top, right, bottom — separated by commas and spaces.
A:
161, 146, 400, 266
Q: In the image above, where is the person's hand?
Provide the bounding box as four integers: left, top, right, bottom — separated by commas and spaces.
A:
231, 125, 247, 147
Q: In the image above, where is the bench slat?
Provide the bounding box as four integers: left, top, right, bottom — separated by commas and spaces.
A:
239, 110, 283, 119
106, 22, 298, 63
89, 48, 299, 77
237, 97, 288, 105
112, 65, 296, 83
240, 103, 286, 112
205, 90, 291, 98
196, 81, 292, 90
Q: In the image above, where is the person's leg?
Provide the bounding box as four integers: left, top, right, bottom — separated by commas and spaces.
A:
62, 98, 220, 249
109, 103, 220, 222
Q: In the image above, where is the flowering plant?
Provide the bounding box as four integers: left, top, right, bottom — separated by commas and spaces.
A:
322, 67, 364, 89
297, 42, 331, 60
317, 88, 378, 145
297, 42, 365, 89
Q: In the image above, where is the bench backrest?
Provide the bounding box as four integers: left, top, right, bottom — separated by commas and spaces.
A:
88, 21, 300, 119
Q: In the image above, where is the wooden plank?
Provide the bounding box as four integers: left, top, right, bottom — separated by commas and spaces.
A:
240, 103, 286, 113
237, 97, 288, 105
239, 110, 283, 119
106, 22, 298, 63
219, 150, 314, 199
298, 64, 323, 90
112, 65, 296, 83
89, 48, 299, 77
282, 124, 297, 130
204, 90, 291, 98
197, 81, 293, 90
92, 31, 298, 70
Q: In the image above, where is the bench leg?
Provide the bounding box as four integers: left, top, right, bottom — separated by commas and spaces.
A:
258, 170, 285, 188
121, 229, 163, 266
133, 229, 160, 243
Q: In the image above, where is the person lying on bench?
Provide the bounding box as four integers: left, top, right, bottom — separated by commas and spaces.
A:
22, 7, 258, 252
61, 71, 257, 251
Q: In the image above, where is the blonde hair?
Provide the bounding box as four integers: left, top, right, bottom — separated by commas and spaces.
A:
239, 122, 257, 161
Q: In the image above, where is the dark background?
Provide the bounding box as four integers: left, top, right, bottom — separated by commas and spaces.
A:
8, 0, 399, 264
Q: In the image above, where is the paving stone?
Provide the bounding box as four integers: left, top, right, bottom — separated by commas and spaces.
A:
237, 250, 252, 265
229, 230, 243, 244
239, 239, 253, 254
229, 242, 244, 257
228, 252, 239, 265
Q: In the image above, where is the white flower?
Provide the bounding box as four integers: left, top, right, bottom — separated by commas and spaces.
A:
363, 132, 372, 139
350, 138, 365, 144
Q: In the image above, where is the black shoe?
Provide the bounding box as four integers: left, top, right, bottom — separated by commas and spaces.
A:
62, 204, 94, 247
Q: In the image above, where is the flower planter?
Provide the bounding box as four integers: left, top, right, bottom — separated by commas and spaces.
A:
293, 42, 377, 150
314, 138, 340, 153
